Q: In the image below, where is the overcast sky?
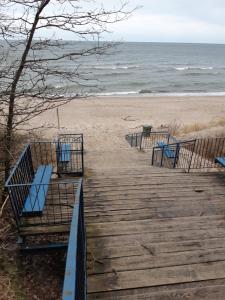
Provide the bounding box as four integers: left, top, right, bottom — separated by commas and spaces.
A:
102, 0, 225, 44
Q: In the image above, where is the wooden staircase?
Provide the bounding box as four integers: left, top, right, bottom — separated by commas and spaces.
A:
84, 146, 225, 299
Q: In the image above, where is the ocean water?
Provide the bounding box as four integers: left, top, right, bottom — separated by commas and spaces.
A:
4, 41, 225, 97
61, 42, 225, 96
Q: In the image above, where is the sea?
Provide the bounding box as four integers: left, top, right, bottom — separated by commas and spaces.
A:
4, 41, 225, 97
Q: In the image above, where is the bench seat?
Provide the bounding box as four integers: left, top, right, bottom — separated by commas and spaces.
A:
215, 157, 225, 167
157, 141, 176, 158
22, 165, 53, 216
58, 143, 71, 163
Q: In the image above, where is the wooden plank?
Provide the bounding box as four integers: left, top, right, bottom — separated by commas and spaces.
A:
88, 248, 225, 275
88, 260, 225, 293
19, 224, 70, 236
88, 284, 225, 300
85, 204, 225, 223
87, 227, 225, 250
84, 178, 225, 190
84, 196, 225, 208
87, 215, 225, 237
84, 185, 225, 198
88, 237, 225, 260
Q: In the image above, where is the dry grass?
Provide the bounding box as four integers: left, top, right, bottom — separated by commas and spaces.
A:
181, 123, 208, 134
211, 116, 225, 127
160, 117, 225, 137
158, 120, 181, 136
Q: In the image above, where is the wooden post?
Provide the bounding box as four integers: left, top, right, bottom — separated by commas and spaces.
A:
57, 108, 60, 131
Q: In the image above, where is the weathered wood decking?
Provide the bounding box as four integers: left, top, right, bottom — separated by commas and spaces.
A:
84, 146, 225, 299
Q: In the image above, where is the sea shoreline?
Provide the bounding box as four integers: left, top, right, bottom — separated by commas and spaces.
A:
89, 92, 225, 98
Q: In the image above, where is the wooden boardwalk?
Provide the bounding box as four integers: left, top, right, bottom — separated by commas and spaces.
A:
84, 146, 225, 299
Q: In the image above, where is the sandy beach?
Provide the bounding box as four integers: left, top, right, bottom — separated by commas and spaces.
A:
31, 96, 225, 150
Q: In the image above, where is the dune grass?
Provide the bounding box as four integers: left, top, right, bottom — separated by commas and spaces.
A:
162, 116, 225, 137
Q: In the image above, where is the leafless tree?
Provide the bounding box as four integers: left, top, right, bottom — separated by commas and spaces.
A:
0, 0, 132, 181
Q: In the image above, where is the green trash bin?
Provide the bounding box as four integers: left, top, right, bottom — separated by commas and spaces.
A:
142, 125, 152, 137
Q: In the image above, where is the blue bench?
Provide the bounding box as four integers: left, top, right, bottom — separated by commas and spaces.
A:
215, 157, 225, 167
22, 165, 53, 216
157, 141, 177, 158
57, 143, 71, 163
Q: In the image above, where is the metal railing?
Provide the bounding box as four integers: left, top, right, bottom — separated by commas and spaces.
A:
190, 137, 225, 170
5, 144, 82, 229
29, 137, 83, 176
58, 134, 84, 176
62, 180, 86, 300
152, 137, 225, 172
126, 131, 171, 150
152, 139, 196, 172
125, 132, 142, 148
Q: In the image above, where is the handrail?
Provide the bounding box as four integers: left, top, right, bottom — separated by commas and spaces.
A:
5, 144, 30, 185
62, 179, 86, 300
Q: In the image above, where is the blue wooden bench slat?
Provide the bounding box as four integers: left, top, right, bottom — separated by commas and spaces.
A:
157, 141, 176, 158
215, 157, 225, 167
58, 143, 71, 163
22, 165, 52, 216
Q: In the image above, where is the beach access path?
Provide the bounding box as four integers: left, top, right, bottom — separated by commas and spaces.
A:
84, 132, 225, 300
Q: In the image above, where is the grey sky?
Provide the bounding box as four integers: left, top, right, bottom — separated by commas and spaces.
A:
28, 0, 225, 43
104, 0, 225, 43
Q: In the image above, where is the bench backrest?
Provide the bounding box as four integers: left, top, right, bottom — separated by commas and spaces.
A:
5, 145, 34, 225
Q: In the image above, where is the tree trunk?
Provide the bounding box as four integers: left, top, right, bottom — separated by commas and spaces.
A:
3, 0, 50, 182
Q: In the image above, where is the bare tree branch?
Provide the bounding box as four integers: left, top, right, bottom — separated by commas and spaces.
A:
0, 0, 133, 181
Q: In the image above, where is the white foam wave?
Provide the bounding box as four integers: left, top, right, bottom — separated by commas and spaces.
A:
90, 91, 225, 97
93, 91, 140, 96
93, 65, 139, 70
175, 66, 214, 71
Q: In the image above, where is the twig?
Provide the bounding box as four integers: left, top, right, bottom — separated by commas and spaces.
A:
0, 195, 9, 217
121, 115, 137, 122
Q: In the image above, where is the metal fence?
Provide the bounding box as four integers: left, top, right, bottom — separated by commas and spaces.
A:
152, 139, 196, 172
29, 137, 83, 177
62, 180, 86, 300
125, 131, 177, 150
152, 137, 225, 172
125, 132, 142, 148
5, 144, 82, 230
190, 137, 225, 170
57, 133, 84, 176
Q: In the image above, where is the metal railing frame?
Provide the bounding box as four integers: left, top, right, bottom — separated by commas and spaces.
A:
62, 179, 86, 300
152, 140, 197, 172
152, 137, 225, 172
126, 131, 171, 150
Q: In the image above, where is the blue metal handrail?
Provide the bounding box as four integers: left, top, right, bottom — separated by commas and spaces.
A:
62, 179, 86, 300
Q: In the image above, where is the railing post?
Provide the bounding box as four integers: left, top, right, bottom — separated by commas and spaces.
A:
139, 133, 143, 150
167, 133, 170, 144
152, 148, 155, 165
160, 146, 164, 167
81, 134, 84, 176
188, 140, 196, 173
173, 143, 180, 169
131, 134, 133, 147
